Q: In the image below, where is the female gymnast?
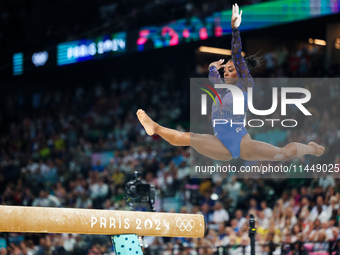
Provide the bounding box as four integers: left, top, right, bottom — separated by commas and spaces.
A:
136, 4, 324, 162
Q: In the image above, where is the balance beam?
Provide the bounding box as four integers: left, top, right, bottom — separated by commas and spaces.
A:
0, 206, 204, 237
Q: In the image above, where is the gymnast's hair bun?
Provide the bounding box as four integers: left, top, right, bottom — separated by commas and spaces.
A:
245, 56, 257, 68
244, 52, 263, 70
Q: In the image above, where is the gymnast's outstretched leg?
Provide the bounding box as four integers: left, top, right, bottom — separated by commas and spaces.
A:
136, 109, 233, 161
239, 136, 325, 161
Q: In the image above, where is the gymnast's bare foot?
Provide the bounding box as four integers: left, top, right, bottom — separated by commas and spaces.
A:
136, 109, 158, 136
308, 142, 325, 157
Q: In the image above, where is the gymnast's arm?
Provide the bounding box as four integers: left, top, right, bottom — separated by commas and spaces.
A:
208, 60, 228, 96
231, 27, 254, 90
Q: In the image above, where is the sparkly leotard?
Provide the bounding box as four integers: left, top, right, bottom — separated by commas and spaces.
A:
208, 27, 254, 158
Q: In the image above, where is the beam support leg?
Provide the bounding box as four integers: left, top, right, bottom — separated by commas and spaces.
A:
111, 234, 143, 255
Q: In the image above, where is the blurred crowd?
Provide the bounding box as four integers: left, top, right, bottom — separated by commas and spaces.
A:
197, 42, 340, 79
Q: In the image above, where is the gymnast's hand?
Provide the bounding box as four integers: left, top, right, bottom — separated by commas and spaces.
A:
231, 3, 242, 29
209, 59, 225, 70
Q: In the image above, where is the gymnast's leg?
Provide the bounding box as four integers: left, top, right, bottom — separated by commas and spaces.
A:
136, 109, 233, 161
239, 135, 325, 161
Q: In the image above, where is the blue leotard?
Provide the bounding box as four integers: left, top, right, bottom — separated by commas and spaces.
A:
208, 28, 254, 158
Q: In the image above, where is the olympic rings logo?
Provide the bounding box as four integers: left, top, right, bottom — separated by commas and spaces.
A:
32, 51, 49, 67
176, 219, 195, 231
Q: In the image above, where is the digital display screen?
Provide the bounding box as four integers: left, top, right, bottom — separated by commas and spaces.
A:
12, 0, 339, 73
136, 0, 340, 51
136, 17, 213, 51
57, 32, 126, 66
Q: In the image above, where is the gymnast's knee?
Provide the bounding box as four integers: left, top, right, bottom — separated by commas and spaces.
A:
280, 148, 294, 161
189, 132, 196, 139
184, 132, 191, 145
189, 132, 202, 142
169, 132, 190, 146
